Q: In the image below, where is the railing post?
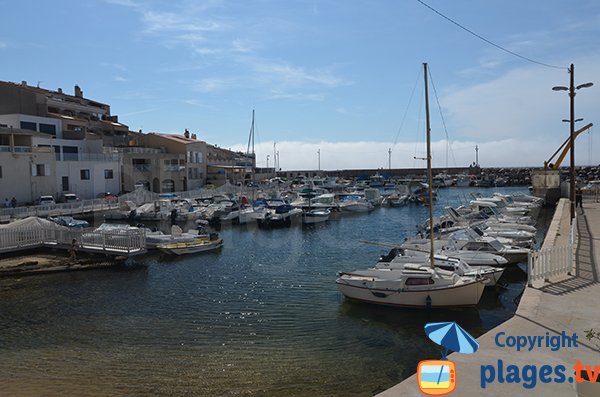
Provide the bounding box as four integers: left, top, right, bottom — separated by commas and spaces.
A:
527, 251, 533, 287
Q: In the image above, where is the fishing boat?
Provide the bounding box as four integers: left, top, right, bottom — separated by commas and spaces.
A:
157, 234, 223, 255
336, 266, 487, 308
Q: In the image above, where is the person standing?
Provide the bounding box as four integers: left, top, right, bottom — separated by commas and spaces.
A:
576, 188, 583, 208
10, 197, 16, 208
69, 239, 78, 262
4, 198, 9, 208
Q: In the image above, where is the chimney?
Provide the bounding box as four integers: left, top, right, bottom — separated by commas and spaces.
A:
184, 129, 190, 139
74, 85, 83, 98
191, 133, 197, 140
21, 81, 27, 86
57, 88, 63, 94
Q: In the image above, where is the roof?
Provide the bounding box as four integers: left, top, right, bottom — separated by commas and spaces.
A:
0, 80, 109, 108
153, 133, 204, 145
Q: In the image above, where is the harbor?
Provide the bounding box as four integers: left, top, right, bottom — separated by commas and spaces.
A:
0, 186, 555, 396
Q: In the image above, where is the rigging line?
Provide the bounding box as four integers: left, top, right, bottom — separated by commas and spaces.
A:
393, 66, 422, 147
427, 67, 457, 168
415, 0, 567, 70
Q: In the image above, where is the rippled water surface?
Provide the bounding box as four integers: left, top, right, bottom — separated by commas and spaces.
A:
0, 187, 550, 396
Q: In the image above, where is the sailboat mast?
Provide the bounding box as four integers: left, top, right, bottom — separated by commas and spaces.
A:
423, 63, 435, 269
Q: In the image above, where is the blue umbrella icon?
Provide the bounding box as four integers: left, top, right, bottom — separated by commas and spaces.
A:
424, 322, 479, 359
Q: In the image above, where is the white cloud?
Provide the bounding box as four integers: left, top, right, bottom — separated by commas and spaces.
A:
114, 76, 128, 82
193, 78, 234, 93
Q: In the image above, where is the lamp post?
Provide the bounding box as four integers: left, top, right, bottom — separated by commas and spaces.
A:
552, 63, 593, 220
388, 148, 392, 171
266, 154, 270, 169
317, 149, 321, 171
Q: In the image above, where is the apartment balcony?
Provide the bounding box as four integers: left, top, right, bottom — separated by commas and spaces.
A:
133, 164, 152, 173
58, 153, 120, 162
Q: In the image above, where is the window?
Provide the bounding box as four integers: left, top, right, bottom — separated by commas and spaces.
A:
0, 166, 2, 178
80, 169, 90, 180
31, 164, 49, 176
39, 123, 56, 135
161, 179, 175, 192
104, 169, 114, 179
20, 121, 37, 131
63, 146, 79, 161
405, 277, 435, 286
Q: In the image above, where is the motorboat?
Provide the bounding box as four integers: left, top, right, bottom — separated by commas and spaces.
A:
48, 216, 89, 228
382, 193, 408, 207
302, 208, 330, 224
256, 199, 303, 228
144, 225, 208, 249
338, 194, 374, 213
336, 265, 487, 308
157, 234, 223, 255
375, 248, 505, 286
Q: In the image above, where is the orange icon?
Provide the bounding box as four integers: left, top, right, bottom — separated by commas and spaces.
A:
417, 359, 457, 396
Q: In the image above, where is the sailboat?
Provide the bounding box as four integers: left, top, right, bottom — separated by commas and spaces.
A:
238, 110, 263, 225
336, 63, 487, 308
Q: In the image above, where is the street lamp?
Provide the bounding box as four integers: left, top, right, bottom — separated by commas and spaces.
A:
317, 149, 321, 171
552, 63, 593, 220
266, 154, 270, 169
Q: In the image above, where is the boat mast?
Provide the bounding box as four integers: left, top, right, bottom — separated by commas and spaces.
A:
245, 110, 256, 202
424, 63, 435, 269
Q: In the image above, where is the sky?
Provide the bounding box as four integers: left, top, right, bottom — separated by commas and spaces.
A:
1, 0, 600, 170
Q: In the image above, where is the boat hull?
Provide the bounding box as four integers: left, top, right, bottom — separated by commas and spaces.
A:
336, 278, 486, 308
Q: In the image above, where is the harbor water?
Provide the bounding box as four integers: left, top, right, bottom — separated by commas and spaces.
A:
0, 187, 551, 396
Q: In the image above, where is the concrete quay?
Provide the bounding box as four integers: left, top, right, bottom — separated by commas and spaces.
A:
377, 198, 600, 396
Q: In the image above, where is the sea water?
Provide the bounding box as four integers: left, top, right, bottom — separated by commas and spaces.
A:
0, 187, 551, 396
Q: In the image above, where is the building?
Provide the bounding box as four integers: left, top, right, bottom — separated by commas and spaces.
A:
0, 126, 56, 204
116, 146, 187, 193
131, 131, 207, 191
206, 144, 255, 186
0, 80, 129, 146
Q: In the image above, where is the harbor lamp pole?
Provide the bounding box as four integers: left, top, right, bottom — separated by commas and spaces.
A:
266, 154, 270, 169
317, 149, 321, 171
388, 148, 392, 171
552, 63, 593, 220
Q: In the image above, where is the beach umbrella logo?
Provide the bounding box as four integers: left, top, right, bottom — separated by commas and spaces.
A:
417, 322, 479, 395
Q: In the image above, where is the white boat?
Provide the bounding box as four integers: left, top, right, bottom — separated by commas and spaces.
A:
382, 193, 408, 207
336, 63, 487, 309
157, 236, 223, 255
145, 225, 208, 249
336, 265, 487, 308
375, 249, 505, 286
338, 195, 374, 213
302, 208, 330, 224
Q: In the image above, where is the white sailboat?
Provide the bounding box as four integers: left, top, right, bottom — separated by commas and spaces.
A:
336, 63, 487, 308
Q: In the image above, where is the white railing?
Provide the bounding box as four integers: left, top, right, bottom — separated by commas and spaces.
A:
528, 211, 577, 286
0, 198, 120, 219
0, 226, 146, 255
527, 245, 573, 286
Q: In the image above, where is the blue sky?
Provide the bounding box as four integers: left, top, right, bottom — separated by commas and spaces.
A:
2, 0, 599, 170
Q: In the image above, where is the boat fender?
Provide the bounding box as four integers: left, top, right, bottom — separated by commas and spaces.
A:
425, 295, 432, 309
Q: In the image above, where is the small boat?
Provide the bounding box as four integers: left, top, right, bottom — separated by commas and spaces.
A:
375, 248, 505, 286
157, 234, 223, 255
49, 216, 89, 228
302, 208, 330, 224
336, 265, 487, 308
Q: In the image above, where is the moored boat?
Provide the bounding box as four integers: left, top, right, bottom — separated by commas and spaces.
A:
157, 235, 223, 255
336, 265, 487, 308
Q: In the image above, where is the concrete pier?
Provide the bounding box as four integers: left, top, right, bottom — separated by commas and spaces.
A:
377, 199, 600, 396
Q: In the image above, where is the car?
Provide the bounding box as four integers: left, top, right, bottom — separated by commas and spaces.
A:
38, 195, 56, 205
60, 193, 80, 203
